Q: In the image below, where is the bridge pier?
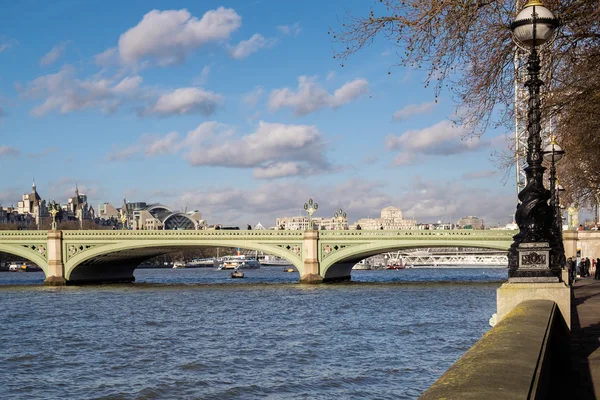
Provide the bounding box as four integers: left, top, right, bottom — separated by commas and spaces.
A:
44, 231, 66, 286
300, 230, 323, 284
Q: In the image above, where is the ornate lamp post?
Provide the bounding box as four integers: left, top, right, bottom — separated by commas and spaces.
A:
48, 201, 60, 231
542, 136, 565, 216
556, 182, 565, 233
334, 208, 347, 230
508, 0, 561, 281
120, 209, 128, 230
303, 198, 318, 230
543, 137, 565, 263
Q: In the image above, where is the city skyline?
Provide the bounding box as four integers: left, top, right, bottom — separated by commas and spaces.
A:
1, 0, 520, 227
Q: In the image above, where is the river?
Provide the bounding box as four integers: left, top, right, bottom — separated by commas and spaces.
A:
0, 267, 507, 399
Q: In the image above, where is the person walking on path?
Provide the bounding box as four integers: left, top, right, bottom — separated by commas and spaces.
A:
596, 258, 600, 279
567, 257, 575, 285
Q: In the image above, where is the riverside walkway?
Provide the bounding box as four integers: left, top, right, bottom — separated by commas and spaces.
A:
571, 277, 600, 399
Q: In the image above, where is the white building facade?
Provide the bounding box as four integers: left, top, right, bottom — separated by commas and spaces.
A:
350, 206, 417, 230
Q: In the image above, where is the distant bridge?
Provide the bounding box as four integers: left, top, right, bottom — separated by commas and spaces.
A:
0, 229, 520, 284
385, 248, 508, 266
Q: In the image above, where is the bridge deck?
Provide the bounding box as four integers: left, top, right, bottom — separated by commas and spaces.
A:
571, 277, 600, 399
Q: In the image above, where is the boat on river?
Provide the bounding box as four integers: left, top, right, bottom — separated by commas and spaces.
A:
230, 269, 244, 278
260, 256, 291, 266
186, 258, 218, 268
352, 260, 372, 270
218, 255, 261, 270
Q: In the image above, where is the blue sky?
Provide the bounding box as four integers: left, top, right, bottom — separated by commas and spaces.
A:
0, 0, 518, 227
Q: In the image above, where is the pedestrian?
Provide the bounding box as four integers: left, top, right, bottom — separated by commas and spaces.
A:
567, 257, 575, 285
586, 258, 591, 277
596, 258, 600, 279
583, 258, 589, 277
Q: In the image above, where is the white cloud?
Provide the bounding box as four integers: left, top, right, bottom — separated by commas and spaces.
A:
144, 131, 181, 156
193, 65, 211, 86
386, 120, 489, 165
143, 87, 223, 117
105, 144, 142, 162
40, 41, 71, 67
185, 121, 234, 146
27, 147, 58, 159
462, 170, 496, 180
242, 86, 264, 107
117, 174, 514, 228
229, 34, 277, 59
393, 101, 436, 121
112, 75, 143, 94
0, 36, 18, 53
0, 145, 19, 157
105, 120, 332, 178
185, 121, 331, 178
94, 48, 118, 67
22, 66, 144, 116
399, 177, 514, 225
116, 8, 241, 66
326, 71, 336, 81
268, 76, 368, 116
276, 22, 301, 37
253, 162, 304, 179
106, 131, 182, 161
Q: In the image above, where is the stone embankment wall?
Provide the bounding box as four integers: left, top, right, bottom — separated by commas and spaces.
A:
420, 300, 569, 400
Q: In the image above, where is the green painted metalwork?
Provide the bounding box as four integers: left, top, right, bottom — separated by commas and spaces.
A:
318, 230, 516, 279
0, 231, 50, 274
60, 230, 306, 280
0, 229, 519, 282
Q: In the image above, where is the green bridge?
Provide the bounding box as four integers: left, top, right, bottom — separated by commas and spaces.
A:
0, 229, 518, 285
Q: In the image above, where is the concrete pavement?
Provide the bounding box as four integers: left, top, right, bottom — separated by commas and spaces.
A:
571, 278, 600, 399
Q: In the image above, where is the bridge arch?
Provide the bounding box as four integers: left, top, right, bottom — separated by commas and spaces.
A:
63, 239, 305, 282
320, 239, 512, 282
0, 244, 48, 275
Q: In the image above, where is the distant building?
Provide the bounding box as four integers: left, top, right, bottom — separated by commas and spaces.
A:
66, 185, 94, 223
457, 216, 484, 230
0, 205, 35, 228
17, 182, 48, 226
120, 198, 204, 230
350, 206, 417, 230
275, 215, 348, 230
97, 202, 120, 220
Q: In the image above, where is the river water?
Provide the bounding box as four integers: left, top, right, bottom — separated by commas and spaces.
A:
0, 267, 506, 399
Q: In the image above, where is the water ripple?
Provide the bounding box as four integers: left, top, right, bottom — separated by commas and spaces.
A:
0, 268, 502, 399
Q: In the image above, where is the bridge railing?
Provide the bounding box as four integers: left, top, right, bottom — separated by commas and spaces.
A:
319, 229, 517, 238
60, 230, 305, 239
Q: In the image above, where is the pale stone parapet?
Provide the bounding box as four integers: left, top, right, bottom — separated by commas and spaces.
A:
497, 282, 571, 329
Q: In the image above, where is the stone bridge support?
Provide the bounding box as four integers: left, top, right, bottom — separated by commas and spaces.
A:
300, 230, 322, 284
44, 231, 66, 286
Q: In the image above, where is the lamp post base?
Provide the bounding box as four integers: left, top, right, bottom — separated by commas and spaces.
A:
508, 242, 560, 283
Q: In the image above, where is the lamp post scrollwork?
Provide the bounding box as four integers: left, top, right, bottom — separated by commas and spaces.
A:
48, 201, 60, 231
334, 208, 347, 230
508, 0, 562, 281
303, 198, 318, 230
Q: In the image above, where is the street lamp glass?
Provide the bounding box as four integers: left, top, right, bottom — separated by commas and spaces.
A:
511, 1, 558, 48
542, 141, 565, 162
